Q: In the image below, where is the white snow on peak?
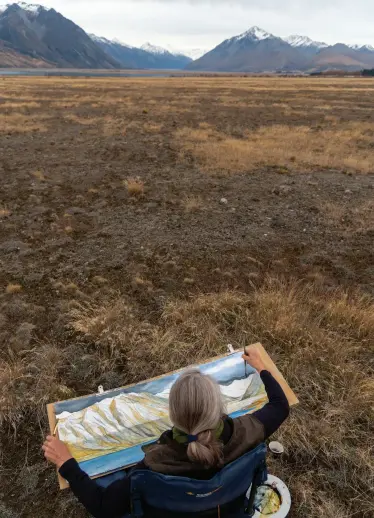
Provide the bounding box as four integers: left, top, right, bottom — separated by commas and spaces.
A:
349, 43, 374, 51
0, 2, 47, 14
142, 43, 204, 59
90, 34, 132, 48
90, 34, 106, 43
182, 48, 208, 60
234, 26, 274, 42
165, 45, 207, 60
112, 37, 132, 48
141, 42, 169, 55
285, 35, 328, 48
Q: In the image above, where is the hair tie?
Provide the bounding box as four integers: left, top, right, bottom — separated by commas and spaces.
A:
187, 434, 198, 443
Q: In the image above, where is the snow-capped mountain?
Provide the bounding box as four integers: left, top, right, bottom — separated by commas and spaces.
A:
141, 42, 169, 55
0, 1, 46, 14
348, 43, 374, 52
233, 26, 274, 42
90, 34, 133, 49
285, 35, 328, 49
187, 25, 374, 72
187, 26, 304, 72
91, 36, 192, 69
141, 42, 207, 60
178, 48, 208, 60
144, 43, 208, 60
0, 2, 118, 68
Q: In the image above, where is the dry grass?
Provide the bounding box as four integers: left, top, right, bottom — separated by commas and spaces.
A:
31, 170, 46, 181
176, 122, 374, 174
0, 113, 48, 133
124, 177, 145, 197
143, 122, 163, 133
5, 283, 23, 294
0, 344, 73, 428
0, 101, 41, 110
182, 195, 205, 212
0, 208, 11, 218
63, 114, 99, 126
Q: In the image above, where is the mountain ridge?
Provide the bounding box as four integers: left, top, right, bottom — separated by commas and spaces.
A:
0, 2, 119, 68
91, 36, 192, 69
187, 25, 374, 72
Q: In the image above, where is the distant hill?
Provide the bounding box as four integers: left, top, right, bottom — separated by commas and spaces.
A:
140, 42, 192, 68
90, 36, 192, 69
310, 43, 374, 72
0, 3, 119, 68
187, 26, 374, 73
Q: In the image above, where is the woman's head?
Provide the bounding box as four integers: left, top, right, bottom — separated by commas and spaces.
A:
169, 369, 225, 469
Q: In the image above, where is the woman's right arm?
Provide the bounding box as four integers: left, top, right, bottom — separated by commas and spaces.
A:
243, 346, 290, 439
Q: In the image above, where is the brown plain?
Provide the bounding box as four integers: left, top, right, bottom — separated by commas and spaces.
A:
0, 77, 373, 518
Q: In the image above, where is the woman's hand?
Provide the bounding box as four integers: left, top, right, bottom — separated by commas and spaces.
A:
42, 435, 73, 469
242, 345, 266, 373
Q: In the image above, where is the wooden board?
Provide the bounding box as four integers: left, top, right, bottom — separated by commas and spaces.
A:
47, 342, 298, 489
249, 343, 299, 406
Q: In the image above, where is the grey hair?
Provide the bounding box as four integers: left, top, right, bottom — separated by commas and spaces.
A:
169, 369, 225, 469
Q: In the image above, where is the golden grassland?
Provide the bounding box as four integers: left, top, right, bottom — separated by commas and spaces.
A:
0, 76, 373, 518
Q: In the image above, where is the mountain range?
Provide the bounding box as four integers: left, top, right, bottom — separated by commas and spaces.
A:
90, 36, 192, 70
187, 26, 374, 73
0, 2, 373, 72
0, 2, 194, 68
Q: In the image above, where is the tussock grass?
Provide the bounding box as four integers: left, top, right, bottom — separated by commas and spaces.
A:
0, 344, 72, 429
182, 195, 205, 212
0, 113, 48, 133
0, 208, 11, 218
143, 122, 163, 133
176, 122, 374, 174
0, 101, 41, 110
124, 178, 145, 197
5, 283, 22, 294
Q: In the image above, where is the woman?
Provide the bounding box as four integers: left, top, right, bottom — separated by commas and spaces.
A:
43, 346, 290, 517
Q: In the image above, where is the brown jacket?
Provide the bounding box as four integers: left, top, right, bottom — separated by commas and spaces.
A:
143, 415, 265, 476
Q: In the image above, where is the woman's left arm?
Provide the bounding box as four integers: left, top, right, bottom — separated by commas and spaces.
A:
59, 458, 131, 518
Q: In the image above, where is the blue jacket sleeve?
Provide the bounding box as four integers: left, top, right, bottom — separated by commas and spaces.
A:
59, 458, 141, 518
253, 370, 290, 438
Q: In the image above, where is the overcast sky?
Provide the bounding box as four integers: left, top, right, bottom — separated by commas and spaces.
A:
40, 0, 374, 51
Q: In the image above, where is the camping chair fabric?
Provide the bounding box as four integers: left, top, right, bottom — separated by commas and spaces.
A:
129, 442, 268, 518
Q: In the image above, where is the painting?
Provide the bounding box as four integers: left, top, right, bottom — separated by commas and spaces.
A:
48, 344, 298, 489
